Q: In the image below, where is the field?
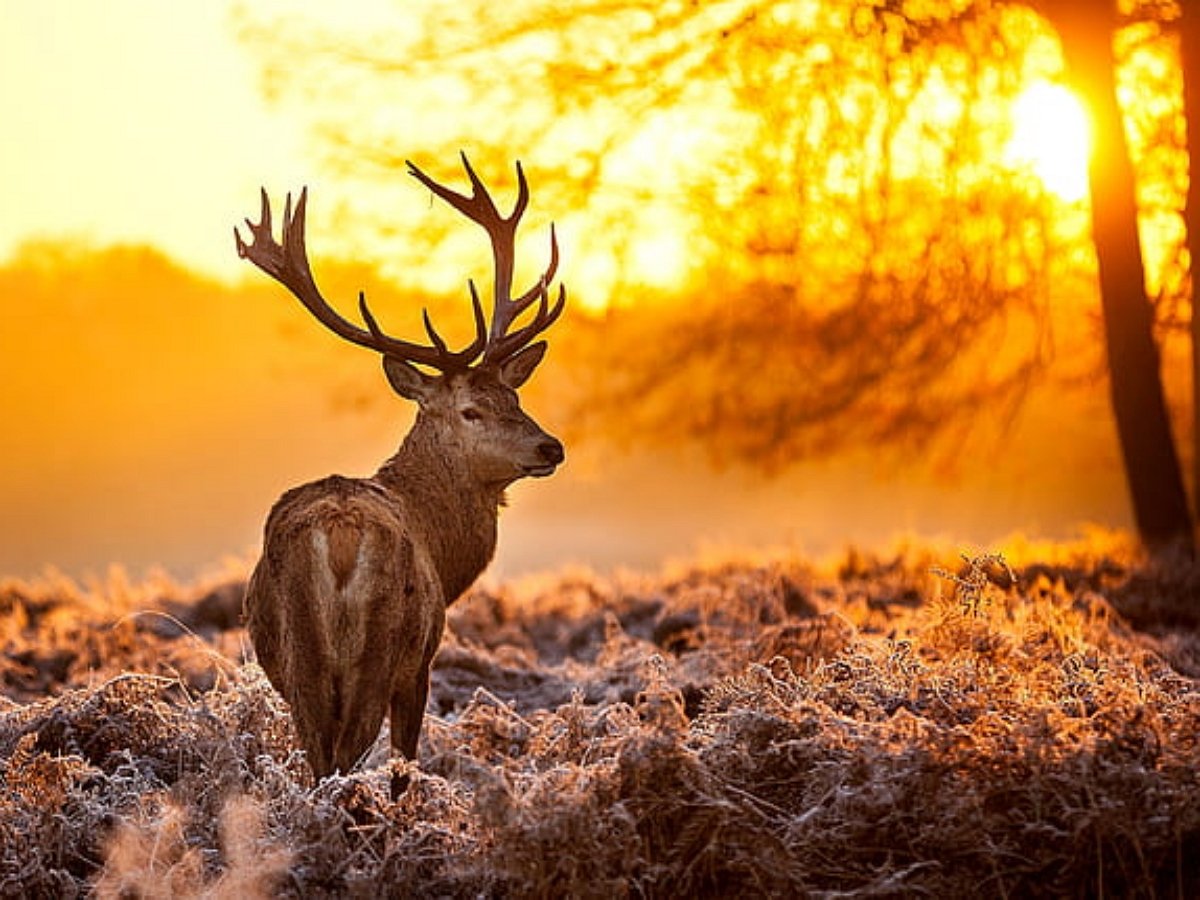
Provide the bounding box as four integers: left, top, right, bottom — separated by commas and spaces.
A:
1, 537, 1198, 898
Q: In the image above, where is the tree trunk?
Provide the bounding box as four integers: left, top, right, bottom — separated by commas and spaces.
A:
1178, 1, 1200, 524
1046, 2, 1195, 550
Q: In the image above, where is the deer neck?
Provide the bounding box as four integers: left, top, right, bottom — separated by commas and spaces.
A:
373, 419, 501, 603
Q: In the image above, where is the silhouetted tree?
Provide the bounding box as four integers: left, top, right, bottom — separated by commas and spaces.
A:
1178, 0, 1200, 520
240, 0, 1196, 550
1035, 0, 1193, 549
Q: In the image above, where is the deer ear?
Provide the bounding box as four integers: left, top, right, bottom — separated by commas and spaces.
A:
383, 356, 437, 403
497, 342, 547, 389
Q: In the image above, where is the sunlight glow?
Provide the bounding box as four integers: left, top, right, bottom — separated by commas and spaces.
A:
1005, 81, 1091, 202
0, 2, 310, 282
586, 110, 728, 304
629, 228, 690, 290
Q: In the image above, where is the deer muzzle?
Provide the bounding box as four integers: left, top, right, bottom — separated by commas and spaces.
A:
526, 436, 565, 477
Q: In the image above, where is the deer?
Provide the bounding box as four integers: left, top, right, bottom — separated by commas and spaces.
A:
234, 154, 565, 790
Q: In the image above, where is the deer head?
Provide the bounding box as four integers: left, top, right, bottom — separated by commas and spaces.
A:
234, 153, 565, 489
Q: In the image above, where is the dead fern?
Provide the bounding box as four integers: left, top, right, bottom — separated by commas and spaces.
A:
0, 543, 1196, 896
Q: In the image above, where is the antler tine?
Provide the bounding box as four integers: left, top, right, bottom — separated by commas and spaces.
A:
503, 157, 530, 224
407, 154, 564, 368
236, 187, 486, 372
483, 219, 561, 363
508, 223, 560, 318
258, 186, 273, 234
406, 152, 523, 227
486, 282, 567, 365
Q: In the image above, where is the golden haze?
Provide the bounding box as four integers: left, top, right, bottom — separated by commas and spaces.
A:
0, 2, 1191, 579
0, 235, 1134, 581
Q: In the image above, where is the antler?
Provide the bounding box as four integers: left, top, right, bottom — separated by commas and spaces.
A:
406, 153, 565, 366
234, 187, 487, 372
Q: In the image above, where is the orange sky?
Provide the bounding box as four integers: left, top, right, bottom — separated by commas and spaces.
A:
0, 1, 1146, 583
0, 2, 1092, 287
0, 2, 313, 282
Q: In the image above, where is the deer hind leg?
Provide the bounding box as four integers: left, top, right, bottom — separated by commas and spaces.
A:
329, 654, 394, 775
292, 695, 337, 779
252, 561, 341, 780
391, 671, 431, 761
389, 633, 440, 795
388, 671, 430, 797
279, 604, 339, 778
327, 526, 433, 780
388, 604, 444, 797
392, 580, 445, 758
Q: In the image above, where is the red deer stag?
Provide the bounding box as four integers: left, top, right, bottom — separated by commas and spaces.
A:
235, 154, 565, 788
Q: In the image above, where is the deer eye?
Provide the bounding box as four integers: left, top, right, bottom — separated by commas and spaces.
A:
460, 407, 484, 423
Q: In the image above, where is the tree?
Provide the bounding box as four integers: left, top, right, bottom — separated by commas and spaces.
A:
1178, 0, 1200, 519
1035, 0, 1193, 549
240, 0, 1195, 549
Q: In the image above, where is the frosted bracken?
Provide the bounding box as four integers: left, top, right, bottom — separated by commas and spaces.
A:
0, 542, 1197, 896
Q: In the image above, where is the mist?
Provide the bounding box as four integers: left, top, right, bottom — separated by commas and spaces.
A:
0, 240, 1133, 582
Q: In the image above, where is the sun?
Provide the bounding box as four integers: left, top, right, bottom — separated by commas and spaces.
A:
1005, 81, 1092, 202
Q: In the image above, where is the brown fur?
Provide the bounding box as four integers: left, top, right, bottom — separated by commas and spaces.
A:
324, 518, 364, 593
237, 160, 563, 788
244, 369, 561, 783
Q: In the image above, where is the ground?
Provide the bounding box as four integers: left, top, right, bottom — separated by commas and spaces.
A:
1, 536, 1198, 897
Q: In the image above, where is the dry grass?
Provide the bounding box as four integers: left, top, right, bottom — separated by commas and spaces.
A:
1, 539, 1197, 897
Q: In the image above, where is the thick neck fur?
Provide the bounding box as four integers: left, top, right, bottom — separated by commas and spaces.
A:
373, 415, 502, 602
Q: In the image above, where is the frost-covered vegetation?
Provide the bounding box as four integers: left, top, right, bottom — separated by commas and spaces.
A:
1, 539, 1198, 897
